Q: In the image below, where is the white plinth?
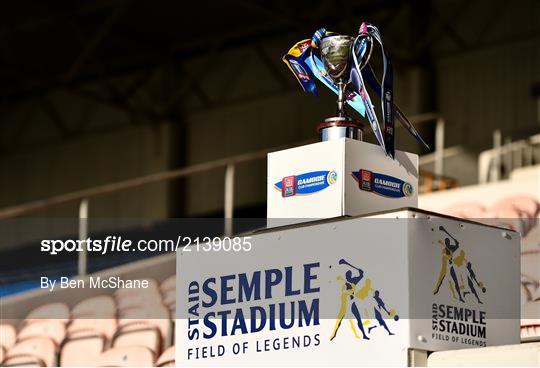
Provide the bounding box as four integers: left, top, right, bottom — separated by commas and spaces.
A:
176, 209, 520, 366
267, 138, 419, 219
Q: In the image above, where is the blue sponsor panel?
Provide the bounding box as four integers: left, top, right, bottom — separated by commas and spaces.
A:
352, 169, 413, 198
275, 170, 337, 197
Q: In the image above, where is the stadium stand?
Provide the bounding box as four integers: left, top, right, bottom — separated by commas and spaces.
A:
0, 164, 537, 366
0, 254, 175, 366
5, 337, 57, 367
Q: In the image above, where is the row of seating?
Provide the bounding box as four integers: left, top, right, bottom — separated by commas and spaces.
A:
0, 275, 176, 366
443, 194, 539, 234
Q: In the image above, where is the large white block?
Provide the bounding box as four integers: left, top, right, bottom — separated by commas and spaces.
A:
176, 209, 520, 366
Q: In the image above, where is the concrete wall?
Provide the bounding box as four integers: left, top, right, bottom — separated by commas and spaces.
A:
0, 117, 172, 218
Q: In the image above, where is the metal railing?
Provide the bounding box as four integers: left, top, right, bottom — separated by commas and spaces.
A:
0, 113, 455, 276
479, 131, 540, 183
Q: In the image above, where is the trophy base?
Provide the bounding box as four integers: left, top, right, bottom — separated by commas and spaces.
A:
318, 117, 364, 142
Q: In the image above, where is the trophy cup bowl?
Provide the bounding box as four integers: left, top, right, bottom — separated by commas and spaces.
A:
318, 35, 363, 142
320, 35, 353, 80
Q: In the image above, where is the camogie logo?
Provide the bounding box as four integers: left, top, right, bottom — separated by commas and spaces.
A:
326, 171, 338, 185
402, 182, 414, 197
330, 259, 399, 342
431, 226, 488, 347
275, 170, 337, 198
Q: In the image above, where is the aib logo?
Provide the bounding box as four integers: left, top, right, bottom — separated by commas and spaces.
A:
330, 259, 399, 342
433, 226, 486, 304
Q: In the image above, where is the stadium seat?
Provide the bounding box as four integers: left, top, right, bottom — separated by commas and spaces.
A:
71, 295, 116, 318
6, 337, 56, 367
522, 250, 540, 286
117, 304, 170, 343
521, 301, 540, 340
522, 283, 532, 305
156, 345, 175, 367
18, 320, 66, 346
25, 303, 70, 324
95, 346, 155, 367
160, 276, 175, 293
163, 289, 175, 308
494, 195, 540, 219
523, 224, 540, 249
0, 324, 17, 350
167, 302, 175, 315
67, 318, 117, 341
112, 322, 162, 355
443, 202, 487, 219
60, 329, 106, 366
1, 353, 45, 366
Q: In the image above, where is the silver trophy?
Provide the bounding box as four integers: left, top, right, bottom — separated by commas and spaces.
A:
318, 35, 363, 141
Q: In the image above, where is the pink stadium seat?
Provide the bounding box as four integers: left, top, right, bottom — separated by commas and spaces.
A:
118, 304, 170, 343
163, 290, 176, 313
523, 224, 540, 249
521, 300, 540, 340
25, 303, 70, 324
443, 202, 487, 219
112, 322, 162, 355
96, 346, 155, 367
522, 250, 540, 287
160, 276, 176, 294
494, 195, 540, 219
60, 329, 106, 366
71, 295, 116, 318
0, 324, 17, 350
7, 337, 56, 367
18, 320, 66, 346
1, 354, 45, 366
156, 345, 175, 367
521, 283, 532, 305
67, 318, 117, 341
487, 206, 526, 231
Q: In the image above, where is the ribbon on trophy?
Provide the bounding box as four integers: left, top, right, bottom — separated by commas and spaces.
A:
283, 23, 430, 158
352, 22, 430, 157
282, 39, 318, 95
351, 22, 395, 157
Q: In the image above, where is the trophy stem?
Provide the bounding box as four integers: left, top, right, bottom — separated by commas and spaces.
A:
336, 82, 346, 117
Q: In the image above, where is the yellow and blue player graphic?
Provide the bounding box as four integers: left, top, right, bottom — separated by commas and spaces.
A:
433, 226, 486, 303
330, 259, 399, 342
